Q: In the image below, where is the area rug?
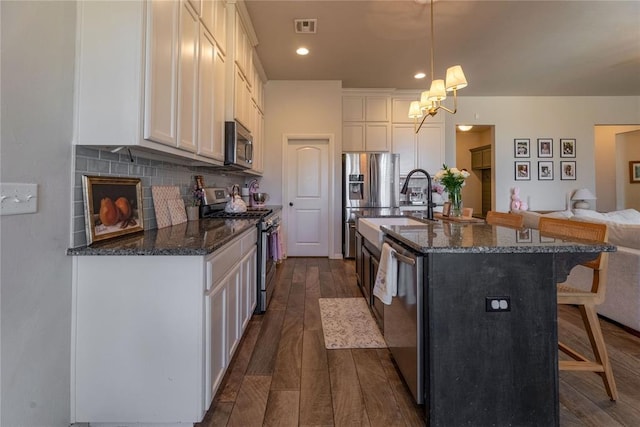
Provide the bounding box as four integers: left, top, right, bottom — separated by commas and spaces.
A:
318, 298, 386, 349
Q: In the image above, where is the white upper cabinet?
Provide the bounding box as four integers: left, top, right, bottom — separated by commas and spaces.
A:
343, 96, 365, 122
342, 93, 391, 151
198, 27, 225, 161
177, 1, 199, 153
201, 0, 226, 55
365, 96, 390, 122
74, 0, 235, 166
392, 123, 444, 176
144, 0, 180, 146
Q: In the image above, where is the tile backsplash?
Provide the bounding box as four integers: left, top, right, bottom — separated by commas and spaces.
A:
72, 146, 252, 247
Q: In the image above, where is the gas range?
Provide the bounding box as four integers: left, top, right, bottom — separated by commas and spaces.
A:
199, 187, 273, 220
200, 203, 272, 220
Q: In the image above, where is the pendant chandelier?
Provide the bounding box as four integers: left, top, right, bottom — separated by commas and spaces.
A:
408, 0, 468, 133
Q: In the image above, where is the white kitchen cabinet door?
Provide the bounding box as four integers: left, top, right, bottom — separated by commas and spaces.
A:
392, 124, 417, 176
177, 1, 199, 153
343, 123, 365, 152
198, 28, 225, 161
392, 98, 414, 124
343, 96, 365, 122
207, 279, 227, 403
240, 246, 257, 329
225, 264, 242, 360
251, 104, 264, 174
213, 0, 226, 54
417, 124, 444, 175
198, 27, 216, 158
365, 123, 390, 151
365, 96, 390, 122
144, 0, 179, 146
212, 45, 226, 160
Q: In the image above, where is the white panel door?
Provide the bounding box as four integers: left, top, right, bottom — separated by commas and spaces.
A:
286, 139, 329, 256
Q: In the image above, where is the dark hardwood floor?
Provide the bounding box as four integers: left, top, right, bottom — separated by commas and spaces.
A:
197, 257, 640, 427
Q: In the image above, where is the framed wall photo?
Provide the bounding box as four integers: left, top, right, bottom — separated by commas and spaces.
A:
538, 161, 554, 181
630, 161, 640, 183
560, 138, 576, 158
537, 138, 553, 158
560, 161, 577, 180
82, 175, 144, 245
514, 138, 530, 158
515, 228, 532, 243
515, 161, 531, 181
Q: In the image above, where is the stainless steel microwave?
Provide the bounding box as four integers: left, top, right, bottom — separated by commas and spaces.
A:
224, 121, 253, 169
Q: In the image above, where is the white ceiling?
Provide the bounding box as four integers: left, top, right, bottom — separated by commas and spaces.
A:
244, 0, 640, 96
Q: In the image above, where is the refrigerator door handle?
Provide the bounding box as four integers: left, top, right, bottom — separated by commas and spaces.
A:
369, 154, 378, 205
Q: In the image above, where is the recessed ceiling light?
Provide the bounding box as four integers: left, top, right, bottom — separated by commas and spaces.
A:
414, 72, 426, 79
296, 47, 309, 56
457, 125, 473, 131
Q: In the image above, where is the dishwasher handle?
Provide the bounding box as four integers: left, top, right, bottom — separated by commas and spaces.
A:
394, 251, 416, 266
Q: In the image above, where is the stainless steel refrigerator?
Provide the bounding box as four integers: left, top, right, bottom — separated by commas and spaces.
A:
342, 152, 400, 258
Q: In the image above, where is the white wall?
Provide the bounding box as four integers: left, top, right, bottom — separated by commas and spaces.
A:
263, 80, 343, 258
445, 96, 640, 211
1, 1, 75, 425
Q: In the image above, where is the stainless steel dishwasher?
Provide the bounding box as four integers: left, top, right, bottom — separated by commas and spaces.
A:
382, 236, 424, 404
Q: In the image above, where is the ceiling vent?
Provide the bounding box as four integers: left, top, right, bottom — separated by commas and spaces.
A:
294, 19, 317, 34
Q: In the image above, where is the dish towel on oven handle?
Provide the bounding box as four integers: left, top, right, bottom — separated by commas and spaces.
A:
269, 225, 286, 263
373, 243, 398, 305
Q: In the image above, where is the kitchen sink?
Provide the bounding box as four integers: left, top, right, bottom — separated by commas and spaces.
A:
357, 217, 426, 249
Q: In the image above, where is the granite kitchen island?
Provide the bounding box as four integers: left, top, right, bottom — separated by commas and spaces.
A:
378, 220, 615, 427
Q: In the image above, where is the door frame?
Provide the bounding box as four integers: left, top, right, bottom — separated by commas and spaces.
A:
281, 133, 337, 258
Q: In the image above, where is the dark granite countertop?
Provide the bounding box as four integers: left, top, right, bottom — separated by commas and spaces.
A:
382, 222, 617, 255
67, 218, 259, 256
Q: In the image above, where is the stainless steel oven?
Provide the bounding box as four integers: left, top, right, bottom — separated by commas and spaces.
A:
257, 209, 281, 313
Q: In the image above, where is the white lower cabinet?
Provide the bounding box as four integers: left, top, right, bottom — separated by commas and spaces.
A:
204, 227, 257, 406
71, 227, 258, 425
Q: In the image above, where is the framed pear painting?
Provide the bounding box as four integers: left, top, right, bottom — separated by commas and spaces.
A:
82, 175, 144, 244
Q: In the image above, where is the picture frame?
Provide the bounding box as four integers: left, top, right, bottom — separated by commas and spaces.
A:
560, 161, 577, 180
515, 228, 532, 243
515, 161, 531, 181
514, 138, 530, 158
442, 201, 452, 217
560, 138, 576, 158
538, 161, 554, 181
82, 175, 144, 245
630, 161, 640, 183
537, 138, 553, 158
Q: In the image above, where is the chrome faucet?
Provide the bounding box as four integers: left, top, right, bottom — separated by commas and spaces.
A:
401, 169, 435, 220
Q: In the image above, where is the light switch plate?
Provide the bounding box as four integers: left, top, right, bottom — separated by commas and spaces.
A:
1, 183, 38, 215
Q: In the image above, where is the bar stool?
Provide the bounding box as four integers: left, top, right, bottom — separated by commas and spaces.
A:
486, 211, 525, 229
538, 217, 617, 401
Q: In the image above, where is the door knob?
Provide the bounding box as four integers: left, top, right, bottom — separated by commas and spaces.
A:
289, 202, 294, 206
